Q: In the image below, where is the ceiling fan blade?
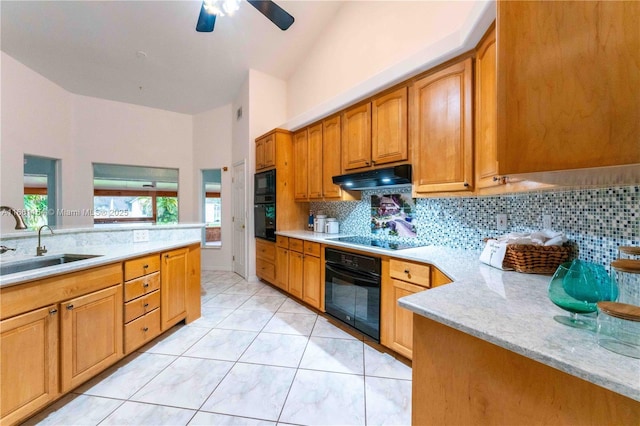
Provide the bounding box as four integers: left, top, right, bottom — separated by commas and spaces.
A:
247, 0, 294, 31
196, 2, 216, 32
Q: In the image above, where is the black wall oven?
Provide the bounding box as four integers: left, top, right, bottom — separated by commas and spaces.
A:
325, 248, 381, 341
254, 169, 276, 242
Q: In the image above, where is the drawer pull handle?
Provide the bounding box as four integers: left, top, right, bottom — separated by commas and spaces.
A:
143, 264, 149, 269
404, 269, 410, 274
49, 308, 58, 315
66, 304, 74, 310
165, 254, 170, 259
144, 303, 149, 308
143, 327, 149, 332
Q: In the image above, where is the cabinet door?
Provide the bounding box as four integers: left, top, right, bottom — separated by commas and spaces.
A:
288, 251, 304, 300
497, 1, 640, 174
475, 26, 500, 189
308, 123, 323, 199
161, 247, 188, 331
275, 247, 289, 292
60, 285, 123, 392
412, 59, 473, 193
383, 279, 426, 359
255, 138, 265, 171
263, 133, 276, 169
342, 103, 372, 171
1, 305, 59, 425
293, 129, 309, 201
372, 87, 408, 166
186, 245, 202, 324
322, 116, 343, 199
302, 255, 321, 309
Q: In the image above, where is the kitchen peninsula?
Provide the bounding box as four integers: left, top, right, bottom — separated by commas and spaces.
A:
272, 231, 640, 424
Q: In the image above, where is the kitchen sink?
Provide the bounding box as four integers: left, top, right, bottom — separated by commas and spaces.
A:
0, 254, 103, 275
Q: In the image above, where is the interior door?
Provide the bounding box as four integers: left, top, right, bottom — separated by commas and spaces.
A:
232, 161, 247, 278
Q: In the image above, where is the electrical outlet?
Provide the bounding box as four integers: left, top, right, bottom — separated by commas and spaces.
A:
133, 229, 149, 243
496, 214, 508, 231
543, 215, 552, 230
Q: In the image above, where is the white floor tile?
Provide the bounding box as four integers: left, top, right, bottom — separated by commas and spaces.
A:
364, 376, 412, 426
299, 337, 364, 375
240, 333, 309, 368
186, 305, 235, 329
23, 394, 122, 425
363, 345, 412, 380
183, 328, 257, 361
201, 363, 296, 421
262, 312, 317, 336
130, 357, 234, 409
239, 294, 287, 312
100, 401, 195, 425
204, 293, 252, 309
76, 352, 176, 399
280, 369, 366, 426
277, 298, 317, 315
223, 282, 266, 295
189, 411, 276, 425
311, 317, 360, 340
215, 309, 275, 331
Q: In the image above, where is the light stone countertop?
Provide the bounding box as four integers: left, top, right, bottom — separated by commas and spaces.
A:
276, 230, 640, 402
0, 239, 201, 288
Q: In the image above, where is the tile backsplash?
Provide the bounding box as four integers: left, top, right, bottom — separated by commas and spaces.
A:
311, 185, 639, 269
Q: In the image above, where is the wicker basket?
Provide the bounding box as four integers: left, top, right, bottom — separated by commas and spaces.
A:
503, 244, 571, 274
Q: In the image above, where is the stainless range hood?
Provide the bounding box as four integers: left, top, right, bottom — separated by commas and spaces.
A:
332, 165, 412, 190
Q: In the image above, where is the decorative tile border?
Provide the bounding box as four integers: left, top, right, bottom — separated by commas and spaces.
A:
311, 185, 639, 269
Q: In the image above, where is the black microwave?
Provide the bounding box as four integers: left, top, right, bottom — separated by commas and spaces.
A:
254, 169, 275, 203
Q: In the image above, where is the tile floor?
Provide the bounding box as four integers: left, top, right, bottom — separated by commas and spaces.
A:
26, 271, 412, 426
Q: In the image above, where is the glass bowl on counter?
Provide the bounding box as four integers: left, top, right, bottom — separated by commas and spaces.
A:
597, 301, 640, 359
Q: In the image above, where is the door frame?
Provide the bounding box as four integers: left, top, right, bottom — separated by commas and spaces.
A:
232, 160, 247, 278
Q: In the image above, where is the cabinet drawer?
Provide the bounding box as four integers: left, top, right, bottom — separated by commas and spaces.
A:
124, 255, 160, 281
304, 241, 321, 257
124, 290, 160, 323
124, 272, 160, 302
389, 259, 430, 287
256, 239, 276, 262
276, 235, 289, 248
289, 238, 304, 253
124, 308, 161, 354
256, 258, 276, 283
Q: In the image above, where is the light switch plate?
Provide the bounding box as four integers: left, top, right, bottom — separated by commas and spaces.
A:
543, 215, 552, 230
133, 229, 149, 243
496, 214, 508, 231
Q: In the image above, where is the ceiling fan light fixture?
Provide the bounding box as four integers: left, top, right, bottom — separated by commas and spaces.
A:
204, 0, 240, 16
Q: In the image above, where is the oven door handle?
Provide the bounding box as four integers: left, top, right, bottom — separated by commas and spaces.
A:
325, 263, 380, 286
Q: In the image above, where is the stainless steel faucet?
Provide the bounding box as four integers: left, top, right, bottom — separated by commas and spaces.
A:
37, 225, 54, 256
0, 206, 28, 230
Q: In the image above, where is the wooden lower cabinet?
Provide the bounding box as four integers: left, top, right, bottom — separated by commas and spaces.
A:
288, 250, 304, 300
256, 239, 277, 284
275, 246, 289, 291
60, 284, 123, 392
124, 308, 161, 353
161, 247, 188, 331
0, 305, 59, 425
302, 253, 321, 309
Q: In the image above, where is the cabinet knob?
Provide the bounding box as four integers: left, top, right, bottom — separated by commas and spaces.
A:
143, 283, 149, 288
66, 304, 74, 310
49, 308, 58, 315
463, 182, 470, 187
143, 327, 149, 332
143, 264, 149, 269
404, 269, 410, 274
144, 303, 149, 308
165, 254, 170, 259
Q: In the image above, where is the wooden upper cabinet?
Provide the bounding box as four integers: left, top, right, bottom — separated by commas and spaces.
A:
497, 1, 640, 174
255, 133, 276, 171
342, 103, 372, 171
412, 58, 474, 194
293, 129, 309, 201
322, 115, 342, 199
475, 25, 500, 189
307, 123, 324, 199
372, 87, 408, 166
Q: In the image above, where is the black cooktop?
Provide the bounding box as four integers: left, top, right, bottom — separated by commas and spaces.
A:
327, 236, 423, 251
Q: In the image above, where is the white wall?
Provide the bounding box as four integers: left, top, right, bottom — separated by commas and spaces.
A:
1, 52, 196, 230
0, 52, 73, 232
285, 1, 493, 128
193, 104, 234, 271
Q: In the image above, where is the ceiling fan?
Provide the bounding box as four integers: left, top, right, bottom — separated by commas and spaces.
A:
196, 0, 295, 33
